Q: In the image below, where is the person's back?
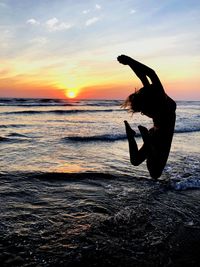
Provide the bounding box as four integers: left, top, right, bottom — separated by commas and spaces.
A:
146, 94, 176, 178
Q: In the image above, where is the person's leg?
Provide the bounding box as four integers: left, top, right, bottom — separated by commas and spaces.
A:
138, 125, 163, 179
124, 121, 146, 166
146, 158, 165, 179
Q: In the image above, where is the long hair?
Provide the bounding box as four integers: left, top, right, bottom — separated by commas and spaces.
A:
122, 84, 164, 114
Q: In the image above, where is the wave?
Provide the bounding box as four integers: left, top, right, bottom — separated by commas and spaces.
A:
79, 100, 122, 107
51, 109, 117, 114
0, 136, 23, 143
0, 171, 118, 182
0, 98, 123, 107
174, 128, 200, 134
35, 171, 118, 181
63, 134, 127, 143
0, 133, 33, 143
0, 136, 10, 142
63, 126, 200, 143
1, 108, 121, 115
2, 110, 42, 115
0, 137, 31, 143
0, 124, 26, 128
8, 133, 31, 138
0, 98, 72, 107
171, 177, 200, 190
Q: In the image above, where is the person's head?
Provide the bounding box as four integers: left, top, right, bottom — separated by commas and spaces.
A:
122, 85, 162, 117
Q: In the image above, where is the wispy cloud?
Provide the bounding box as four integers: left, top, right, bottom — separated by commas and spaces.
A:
0, 67, 11, 78
85, 17, 99, 26
130, 9, 136, 14
26, 18, 40, 25
46, 17, 58, 29
29, 37, 48, 45
46, 17, 72, 32
82, 9, 90, 14
26, 17, 72, 32
0, 2, 7, 8
95, 4, 101, 10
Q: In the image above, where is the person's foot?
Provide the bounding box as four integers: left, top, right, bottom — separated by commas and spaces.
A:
124, 121, 136, 141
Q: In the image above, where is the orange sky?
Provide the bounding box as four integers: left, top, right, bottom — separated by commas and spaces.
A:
0, 1, 200, 100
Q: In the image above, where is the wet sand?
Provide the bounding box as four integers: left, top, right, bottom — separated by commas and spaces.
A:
0, 172, 200, 267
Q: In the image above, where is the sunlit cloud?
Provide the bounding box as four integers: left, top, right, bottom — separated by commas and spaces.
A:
85, 17, 99, 26
26, 18, 40, 25
0, 67, 12, 78
46, 17, 72, 32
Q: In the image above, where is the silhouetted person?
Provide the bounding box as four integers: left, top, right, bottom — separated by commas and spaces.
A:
117, 55, 176, 179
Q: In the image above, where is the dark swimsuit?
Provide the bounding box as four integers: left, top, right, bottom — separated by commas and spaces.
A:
147, 95, 176, 170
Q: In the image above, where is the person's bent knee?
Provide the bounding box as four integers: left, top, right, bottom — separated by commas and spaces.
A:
149, 169, 163, 179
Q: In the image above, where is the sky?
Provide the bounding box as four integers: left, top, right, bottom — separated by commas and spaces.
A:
0, 0, 200, 100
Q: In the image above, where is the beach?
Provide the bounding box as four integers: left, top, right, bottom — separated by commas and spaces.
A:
0, 99, 200, 266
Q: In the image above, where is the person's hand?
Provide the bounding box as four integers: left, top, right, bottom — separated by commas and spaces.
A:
117, 55, 132, 65
124, 120, 136, 140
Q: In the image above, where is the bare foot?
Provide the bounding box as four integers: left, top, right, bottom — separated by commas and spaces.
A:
124, 121, 136, 141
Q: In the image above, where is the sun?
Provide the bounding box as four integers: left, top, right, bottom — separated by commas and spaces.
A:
65, 89, 78, 99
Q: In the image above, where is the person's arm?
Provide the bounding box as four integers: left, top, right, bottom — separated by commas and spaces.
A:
117, 55, 165, 93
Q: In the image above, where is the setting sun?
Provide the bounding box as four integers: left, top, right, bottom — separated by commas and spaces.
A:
65, 89, 78, 99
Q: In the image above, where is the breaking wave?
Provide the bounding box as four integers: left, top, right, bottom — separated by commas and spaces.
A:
63, 134, 127, 142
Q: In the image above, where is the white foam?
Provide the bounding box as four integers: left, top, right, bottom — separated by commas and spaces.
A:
171, 177, 200, 190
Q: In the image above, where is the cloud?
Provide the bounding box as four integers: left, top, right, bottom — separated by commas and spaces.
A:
95, 4, 101, 10
130, 9, 136, 14
0, 2, 7, 8
29, 37, 48, 45
46, 17, 72, 31
0, 67, 11, 77
85, 17, 99, 26
26, 18, 40, 25
83, 9, 90, 14
46, 17, 58, 28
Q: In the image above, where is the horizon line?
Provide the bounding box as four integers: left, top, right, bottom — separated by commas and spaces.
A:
0, 97, 200, 102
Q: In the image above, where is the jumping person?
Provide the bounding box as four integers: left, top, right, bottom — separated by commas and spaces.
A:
117, 55, 176, 179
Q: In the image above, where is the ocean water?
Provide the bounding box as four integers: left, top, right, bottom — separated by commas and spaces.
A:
0, 98, 200, 266
0, 98, 199, 186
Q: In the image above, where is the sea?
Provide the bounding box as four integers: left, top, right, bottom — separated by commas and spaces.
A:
0, 98, 200, 266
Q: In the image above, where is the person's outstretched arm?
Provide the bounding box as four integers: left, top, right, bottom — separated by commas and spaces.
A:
117, 55, 165, 93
